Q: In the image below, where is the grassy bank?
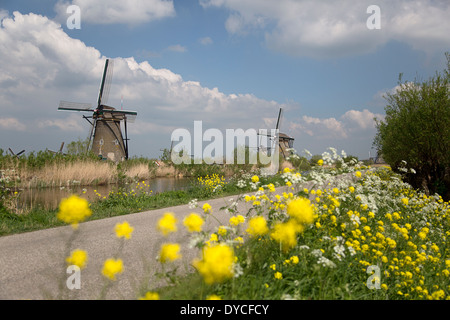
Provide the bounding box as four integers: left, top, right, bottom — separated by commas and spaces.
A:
0, 168, 286, 236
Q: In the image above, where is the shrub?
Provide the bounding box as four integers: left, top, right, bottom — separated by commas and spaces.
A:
374, 52, 450, 201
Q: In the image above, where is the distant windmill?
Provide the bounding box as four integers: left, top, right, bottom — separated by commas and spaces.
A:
258, 107, 294, 160
57, 59, 137, 162
49, 142, 65, 155
8, 148, 25, 158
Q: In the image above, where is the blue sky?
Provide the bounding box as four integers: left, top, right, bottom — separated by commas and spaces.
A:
0, 0, 449, 160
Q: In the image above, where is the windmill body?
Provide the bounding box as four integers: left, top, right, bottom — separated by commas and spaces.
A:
58, 59, 137, 162
258, 108, 294, 159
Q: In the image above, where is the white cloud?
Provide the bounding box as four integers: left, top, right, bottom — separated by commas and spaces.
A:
200, 0, 450, 58
199, 36, 213, 45
54, 0, 175, 26
37, 114, 85, 132
0, 118, 26, 131
341, 109, 384, 130
166, 44, 187, 53
300, 115, 348, 139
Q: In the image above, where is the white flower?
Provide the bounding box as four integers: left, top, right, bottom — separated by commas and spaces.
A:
188, 198, 198, 209
317, 256, 336, 268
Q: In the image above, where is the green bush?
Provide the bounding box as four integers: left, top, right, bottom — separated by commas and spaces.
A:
374, 52, 450, 201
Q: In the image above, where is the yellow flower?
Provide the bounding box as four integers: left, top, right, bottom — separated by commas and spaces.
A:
267, 183, 276, 192
57, 195, 92, 228
102, 258, 123, 281
157, 212, 177, 236
246, 216, 269, 237
159, 243, 181, 263
270, 220, 302, 252
274, 271, 283, 279
66, 249, 88, 269
206, 294, 222, 300
349, 186, 355, 193
139, 292, 160, 300
286, 197, 314, 225
114, 221, 134, 239
218, 226, 227, 236
251, 175, 259, 183
193, 244, 235, 284
317, 159, 323, 166
401, 198, 409, 206
290, 255, 299, 264
355, 171, 362, 178
229, 215, 245, 226
183, 213, 204, 233
203, 203, 212, 214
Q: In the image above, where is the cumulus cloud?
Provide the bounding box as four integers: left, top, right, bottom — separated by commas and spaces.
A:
341, 109, 384, 130
166, 44, 187, 53
54, 0, 175, 26
285, 109, 384, 142
199, 36, 213, 45
0, 118, 26, 131
200, 0, 450, 58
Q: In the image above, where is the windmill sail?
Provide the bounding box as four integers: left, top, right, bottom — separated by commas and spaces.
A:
58, 101, 93, 112
99, 59, 114, 107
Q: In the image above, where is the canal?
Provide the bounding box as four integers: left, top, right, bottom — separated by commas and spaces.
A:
15, 177, 193, 211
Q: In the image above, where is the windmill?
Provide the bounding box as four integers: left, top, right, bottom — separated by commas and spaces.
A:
57, 59, 137, 162
8, 148, 25, 158
258, 107, 294, 160
49, 142, 65, 155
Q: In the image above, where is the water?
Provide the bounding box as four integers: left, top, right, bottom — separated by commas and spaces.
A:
15, 177, 193, 211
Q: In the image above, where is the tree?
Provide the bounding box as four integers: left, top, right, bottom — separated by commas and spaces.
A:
374, 53, 450, 201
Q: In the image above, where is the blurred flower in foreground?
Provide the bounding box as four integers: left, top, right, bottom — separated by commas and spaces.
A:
246, 216, 269, 238
66, 249, 88, 269
115, 221, 134, 239
193, 244, 235, 284
287, 197, 314, 225
102, 258, 123, 281
183, 213, 204, 233
157, 212, 177, 236
57, 195, 92, 229
159, 243, 181, 263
